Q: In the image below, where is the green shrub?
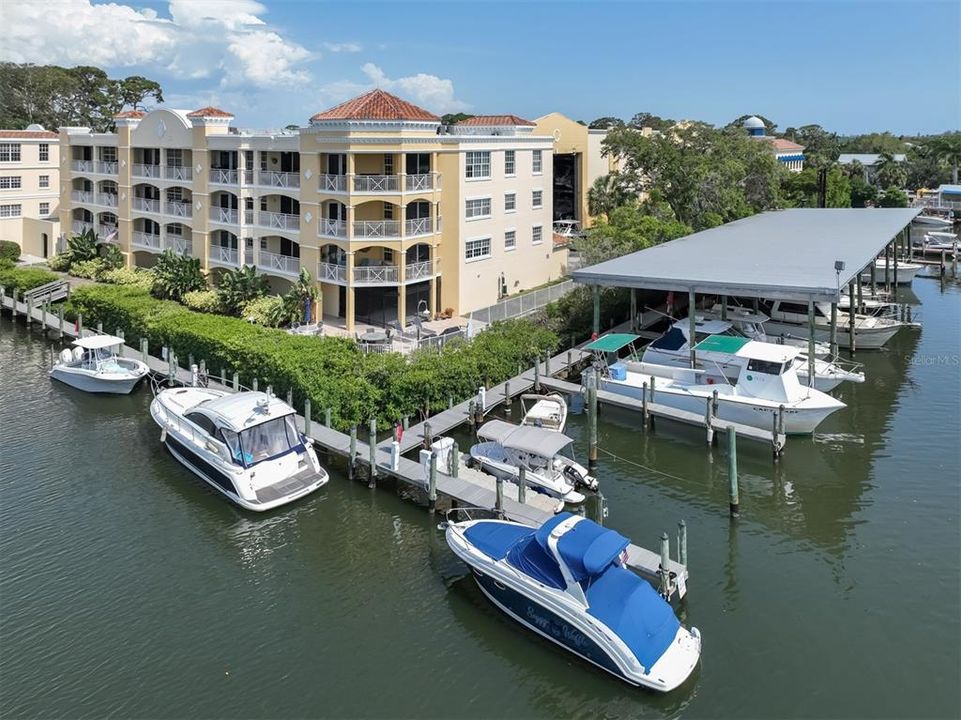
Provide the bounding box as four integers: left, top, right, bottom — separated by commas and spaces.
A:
69, 259, 106, 279
0, 258, 13, 271
0, 240, 21, 263
99, 243, 124, 271
216, 265, 269, 315
66, 230, 99, 264
65, 284, 558, 429
152, 249, 206, 302
47, 254, 72, 271
101, 267, 155, 291
0, 266, 58, 293
183, 289, 222, 314
240, 295, 284, 327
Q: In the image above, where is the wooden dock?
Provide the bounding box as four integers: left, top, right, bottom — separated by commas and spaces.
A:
2, 291, 689, 599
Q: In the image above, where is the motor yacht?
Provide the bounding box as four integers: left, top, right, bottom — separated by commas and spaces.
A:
860, 258, 923, 285
918, 231, 958, 253
469, 420, 596, 504
49, 335, 149, 394
760, 300, 905, 350
520, 393, 568, 433
445, 511, 701, 691
150, 388, 328, 511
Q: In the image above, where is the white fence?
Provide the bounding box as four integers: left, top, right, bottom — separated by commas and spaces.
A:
469, 279, 575, 325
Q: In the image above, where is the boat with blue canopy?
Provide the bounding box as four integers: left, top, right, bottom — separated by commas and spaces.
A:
445, 511, 701, 691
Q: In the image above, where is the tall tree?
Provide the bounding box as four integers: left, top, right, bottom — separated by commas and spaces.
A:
627, 112, 674, 132
782, 167, 852, 208
587, 172, 633, 219
588, 116, 624, 130
925, 132, 961, 184
582, 206, 691, 265
793, 124, 840, 169
874, 151, 908, 189
116, 76, 164, 111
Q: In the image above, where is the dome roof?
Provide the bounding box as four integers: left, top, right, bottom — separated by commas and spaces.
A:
743, 116, 765, 129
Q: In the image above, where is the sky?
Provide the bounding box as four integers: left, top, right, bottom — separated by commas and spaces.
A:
3, 0, 959, 135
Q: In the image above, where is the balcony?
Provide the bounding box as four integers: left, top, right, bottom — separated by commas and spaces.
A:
164, 201, 193, 219
318, 174, 347, 193
132, 231, 161, 251
318, 262, 347, 283
318, 218, 347, 239
210, 169, 239, 186
210, 207, 239, 225
71, 160, 93, 173
133, 164, 161, 179
255, 171, 300, 189
405, 260, 434, 282
94, 160, 118, 175
354, 264, 399, 285
353, 220, 400, 239
353, 175, 399, 193
166, 236, 192, 256
72, 220, 93, 234
405, 216, 439, 238
98, 224, 118, 242
133, 197, 160, 213
259, 250, 300, 277
163, 165, 193, 182
209, 245, 240, 268
405, 173, 439, 192
257, 210, 300, 232
71, 190, 93, 204
96, 193, 118, 208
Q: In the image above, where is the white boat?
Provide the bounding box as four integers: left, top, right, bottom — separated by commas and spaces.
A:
860, 258, 923, 285
760, 300, 905, 350
913, 213, 953, 228
642, 318, 864, 392
445, 510, 701, 691
587, 334, 845, 434
469, 420, 596, 504
552, 219, 586, 240
520, 393, 568, 433
49, 335, 149, 394
704, 306, 833, 358
919, 231, 958, 253
150, 388, 329, 511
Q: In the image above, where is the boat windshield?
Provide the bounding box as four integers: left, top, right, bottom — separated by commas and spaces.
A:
747, 358, 785, 375
235, 415, 302, 467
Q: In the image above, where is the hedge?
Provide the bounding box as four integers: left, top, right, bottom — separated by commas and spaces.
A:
66, 284, 558, 429
0, 266, 59, 294
0, 240, 21, 263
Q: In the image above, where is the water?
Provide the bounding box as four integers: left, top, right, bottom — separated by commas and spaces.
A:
1, 274, 959, 719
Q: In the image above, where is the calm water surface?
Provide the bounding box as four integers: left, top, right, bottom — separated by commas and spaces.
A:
1, 273, 959, 719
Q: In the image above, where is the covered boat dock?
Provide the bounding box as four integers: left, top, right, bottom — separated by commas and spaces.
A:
572, 208, 921, 371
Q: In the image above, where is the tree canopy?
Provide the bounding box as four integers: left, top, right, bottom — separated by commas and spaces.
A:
588, 116, 624, 130
0, 63, 164, 132
441, 112, 474, 125
781, 167, 851, 208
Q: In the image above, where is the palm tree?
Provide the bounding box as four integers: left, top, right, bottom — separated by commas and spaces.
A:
588, 172, 634, 219
925, 132, 961, 184
875, 151, 907, 189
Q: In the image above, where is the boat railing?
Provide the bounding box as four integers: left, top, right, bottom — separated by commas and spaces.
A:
442, 506, 504, 525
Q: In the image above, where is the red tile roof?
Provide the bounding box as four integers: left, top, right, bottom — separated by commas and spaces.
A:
113, 110, 146, 119
0, 130, 57, 138
764, 137, 805, 152
455, 114, 535, 127
310, 89, 440, 122
187, 106, 234, 118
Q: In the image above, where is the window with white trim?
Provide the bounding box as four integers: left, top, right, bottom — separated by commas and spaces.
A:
383, 202, 394, 220
505, 193, 516, 212
0, 176, 21, 189
0, 144, 21, 162
504, 150, 515, 176
465, 197, 491, 219
532, 150, 542, 173
40, 202, 50, 216
39, 144, 49, 162
532, 225, 543, 245
465, 151, 490, 179
465, 237, 491, 261
504, 230, 516, 251
532, 190, 543, 208
39, 175, 49, 188
0, 204, 22, 217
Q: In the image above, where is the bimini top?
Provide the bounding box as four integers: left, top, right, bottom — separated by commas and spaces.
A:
735, 340, 800, 363
73, 335, 125, 350
535, 513, 630, 580
477, 420, 573, 457
584, 333, 642, 353
693, 334, 750, 355
199, 392, 296, 432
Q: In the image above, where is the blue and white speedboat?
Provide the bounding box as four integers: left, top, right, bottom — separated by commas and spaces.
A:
445, 511, 701, 691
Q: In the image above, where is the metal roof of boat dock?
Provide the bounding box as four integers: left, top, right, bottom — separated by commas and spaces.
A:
572, 208, 921, 302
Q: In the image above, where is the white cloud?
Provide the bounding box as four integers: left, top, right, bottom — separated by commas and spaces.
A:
322, 42, 362, 53
1, 0, 311, 89
318, 63, 470, 114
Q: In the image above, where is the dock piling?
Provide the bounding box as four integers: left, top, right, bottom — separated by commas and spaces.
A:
190, 364, 198, 387
642, 382, 649, 429
266, 384, 272, 398
325, 407, 332, 427
252, 378, 258, 392
467, 399, 476, 430
96, 321, 102, 334
348, 427, 357, 480
232, 371, 239, 390
451, 441, 459, 478
304, 399, 312, 436
704, 396, 714, 446
428, 452, 437, 509
478, 385, 487, 413
518, 465, 527, 504
390, 440, 400, 471
534, 357, 541, 392
423, 421, 433, 450
587, 371, 598, 470
679, 520, 688, 566
495, 475, 504, 519
77, 312, 82, 337
286, 389, 293, 406
728, 427, 740, 517
504, 381, 511, 415
58, 306, 64, 340
368, 417, 377, 488
26, 295, 32, 326
659, 532, 671, 598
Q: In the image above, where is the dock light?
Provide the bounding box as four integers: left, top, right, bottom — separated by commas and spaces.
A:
834, 260, 846, 273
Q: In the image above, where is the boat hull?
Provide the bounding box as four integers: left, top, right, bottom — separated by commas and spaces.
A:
469, 446, 586, 504
861, 264, 921, 285
50, 366, 146, 394
761, 320, 900, 349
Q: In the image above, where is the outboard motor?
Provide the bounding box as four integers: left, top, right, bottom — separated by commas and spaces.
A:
563, 464, 599, 492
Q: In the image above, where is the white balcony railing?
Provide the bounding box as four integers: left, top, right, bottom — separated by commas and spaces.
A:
210, 169, 239, 185
163, 165, 193, 181
133, 197, 159, 213
71, 190, 93, 203
132, 231, 161, 250
405, 260, 433, 282
164, 201, 192, 218
405, 173, 438, 192
405, 217, 435, 238
319, 174, 347, 193
210, 207, 239, 224
256, 170, 300, 189
319, 218, 347, 238
318, 262, 347, 283
353, 220, 400, 238
97, 193, 118, 208
353, 175, 400, 193
354, 265, 399, 284
167, 236, 192, 256
132, 163, 161, 179
210, 245, 239, 266
71, 160, 93, 173
94, 160, 118, 175
72, 220, 93, 234
259, 250, 300, 276
257, 210, 300, 231
98, 225, 118, 241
